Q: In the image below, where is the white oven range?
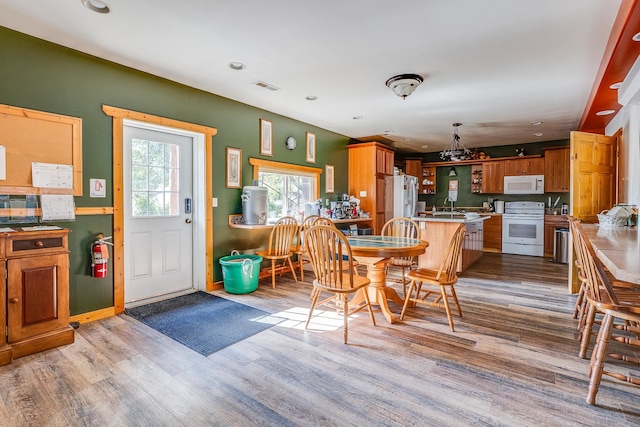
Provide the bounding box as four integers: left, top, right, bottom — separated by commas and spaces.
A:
502, 201, 545, 257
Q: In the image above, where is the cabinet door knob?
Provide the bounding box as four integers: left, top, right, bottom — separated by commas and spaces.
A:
35, 240, 44, 247
9, 297, 19, 304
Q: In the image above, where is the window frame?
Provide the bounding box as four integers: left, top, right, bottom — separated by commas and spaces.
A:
249, 158, 322, 219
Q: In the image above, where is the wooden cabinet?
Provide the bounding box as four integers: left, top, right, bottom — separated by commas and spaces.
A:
505, 157, 544, 176
405, 159, 422, 179
544, 215, 569, 257
349, 142, 395, 234
544, 147, 570, 192
482, 161, 505, 194
483, 214, 502, 253
418, 220, 484, 273
419, 165, 436, 195
1, 229, 73, 365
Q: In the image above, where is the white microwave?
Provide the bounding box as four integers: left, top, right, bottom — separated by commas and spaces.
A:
504, 175, 544, 194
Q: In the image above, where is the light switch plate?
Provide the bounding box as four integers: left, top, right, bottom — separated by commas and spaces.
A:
212, 197, 218, 208
359, 191, 367, 197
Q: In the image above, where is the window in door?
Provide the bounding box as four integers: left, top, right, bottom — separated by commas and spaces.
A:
131, 138, 180, 217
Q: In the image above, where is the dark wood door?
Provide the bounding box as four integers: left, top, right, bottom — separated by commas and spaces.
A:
7, 253, 70, 343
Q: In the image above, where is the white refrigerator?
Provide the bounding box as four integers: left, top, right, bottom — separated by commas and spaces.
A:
390, 175, 418, 218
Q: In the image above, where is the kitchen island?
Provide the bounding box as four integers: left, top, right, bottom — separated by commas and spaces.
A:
412, 214, 491, 272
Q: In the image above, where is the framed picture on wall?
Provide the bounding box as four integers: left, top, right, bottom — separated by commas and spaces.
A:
306, 132, 316, 163
260, 118, 272, 156
226, 147, 242, 188
326, 164, 334, 193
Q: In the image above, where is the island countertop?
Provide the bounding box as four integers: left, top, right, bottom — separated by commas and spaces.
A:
412, 214, 492, 223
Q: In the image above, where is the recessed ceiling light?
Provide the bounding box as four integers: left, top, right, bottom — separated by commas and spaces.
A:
421, 144, 429, 149
383, 130, 394, 135
633, 32, 640, 42
81, 0, 110, 13
529, 121, 542, 126
596, 109, 616, 116
533, 133, 544, 137
353, 116, 363, 120
609, 82, 623, 89
306, 95, 318, 101
229, 62, 246, 70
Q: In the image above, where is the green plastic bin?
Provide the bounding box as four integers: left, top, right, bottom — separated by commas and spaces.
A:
219, 254, 263, 294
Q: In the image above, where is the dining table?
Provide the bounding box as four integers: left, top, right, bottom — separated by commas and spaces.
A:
345, 234, 428, 324
580, 224, 640, 284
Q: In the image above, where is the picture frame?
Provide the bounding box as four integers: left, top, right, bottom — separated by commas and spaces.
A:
226, 147, 242, 188
325, 164, 334, 193
306, 132, 316, 163
260, 118, 273, 156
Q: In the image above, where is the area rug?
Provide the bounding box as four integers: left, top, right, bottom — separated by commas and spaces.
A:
125, 292, 274, 356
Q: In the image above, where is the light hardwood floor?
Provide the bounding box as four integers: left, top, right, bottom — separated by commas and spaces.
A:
1, 253, 639, 426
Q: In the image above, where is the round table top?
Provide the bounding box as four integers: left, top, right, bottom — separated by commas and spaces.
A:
345, 235, 428, 258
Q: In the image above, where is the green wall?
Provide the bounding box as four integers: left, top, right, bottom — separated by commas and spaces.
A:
0, 27, 350, 315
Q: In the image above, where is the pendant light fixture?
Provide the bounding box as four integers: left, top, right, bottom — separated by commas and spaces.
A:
440, 122, 471, 161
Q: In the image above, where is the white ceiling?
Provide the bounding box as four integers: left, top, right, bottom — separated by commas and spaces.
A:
0, 0, 622, 154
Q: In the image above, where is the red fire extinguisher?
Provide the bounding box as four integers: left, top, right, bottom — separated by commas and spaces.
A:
91, 234, 113, 278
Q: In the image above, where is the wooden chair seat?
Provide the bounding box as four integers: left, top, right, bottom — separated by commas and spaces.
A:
400, 223, 466, 331
304, 225, 376, 344
569, 217, 640, 405
381, 217, 420, 298
256, 216, 298, 289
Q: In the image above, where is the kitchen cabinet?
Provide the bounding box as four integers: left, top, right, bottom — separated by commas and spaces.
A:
420, 165, 436, 195
1, 228, 74, 365
461, 221, 484, 270
504, 157, 544, 176
544, 215, 569, 257
482, 161, 505, 194
405, 159, 422, 179
349, 142, 395, 234
544, 147, 570, 192
482, 214, 502, 253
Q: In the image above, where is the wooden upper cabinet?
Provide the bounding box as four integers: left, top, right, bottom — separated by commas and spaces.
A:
482, 161, 504, 194
405, 159, 422, 179
376, 146, 395, 175
504, 157, 544, 176
544, 147, 570, 192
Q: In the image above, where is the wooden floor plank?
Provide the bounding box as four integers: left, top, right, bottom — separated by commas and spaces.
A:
0, 252, 638, 425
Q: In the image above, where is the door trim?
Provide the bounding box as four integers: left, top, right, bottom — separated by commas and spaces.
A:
103, 105, 217, 314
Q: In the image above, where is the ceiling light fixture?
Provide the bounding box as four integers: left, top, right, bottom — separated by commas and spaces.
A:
609, 82, 623, 89
533, 132, 544, 137
305, 95, 318, 101
385, 74, 423, 99
596, 109, 616, 116
529, 121, 542, 126
81, 0, 110, 13
633, 32, 640, 42
440, 123, 471, 161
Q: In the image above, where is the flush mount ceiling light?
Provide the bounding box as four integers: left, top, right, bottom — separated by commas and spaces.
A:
81, 0, 110, 13
385, 74, 423, 99
440, 123, 471, 161
596, 109, 616, 116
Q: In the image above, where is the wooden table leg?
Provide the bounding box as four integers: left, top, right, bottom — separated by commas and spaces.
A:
350, 256, 399, 324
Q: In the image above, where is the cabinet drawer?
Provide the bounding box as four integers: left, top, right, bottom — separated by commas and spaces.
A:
6, 230, 69, 258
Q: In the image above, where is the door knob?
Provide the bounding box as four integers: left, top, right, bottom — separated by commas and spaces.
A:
185, 218, 192, 224
9, 297, 19, 304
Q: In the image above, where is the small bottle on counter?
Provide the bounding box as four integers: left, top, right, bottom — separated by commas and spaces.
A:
432, 205, 436, 214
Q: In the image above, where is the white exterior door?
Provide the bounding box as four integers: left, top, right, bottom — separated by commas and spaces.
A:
123, 124, 194, 303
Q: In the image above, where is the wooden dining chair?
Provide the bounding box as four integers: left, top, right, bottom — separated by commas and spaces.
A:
312, 217, 359, 275
256, 216, 299, 289
381, 217, 420, 297
568, 216, 640, 359
291, 215, 319, 281
304, 225, 376, 344
400, 223, 466, 331
571, 219, 640, 405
